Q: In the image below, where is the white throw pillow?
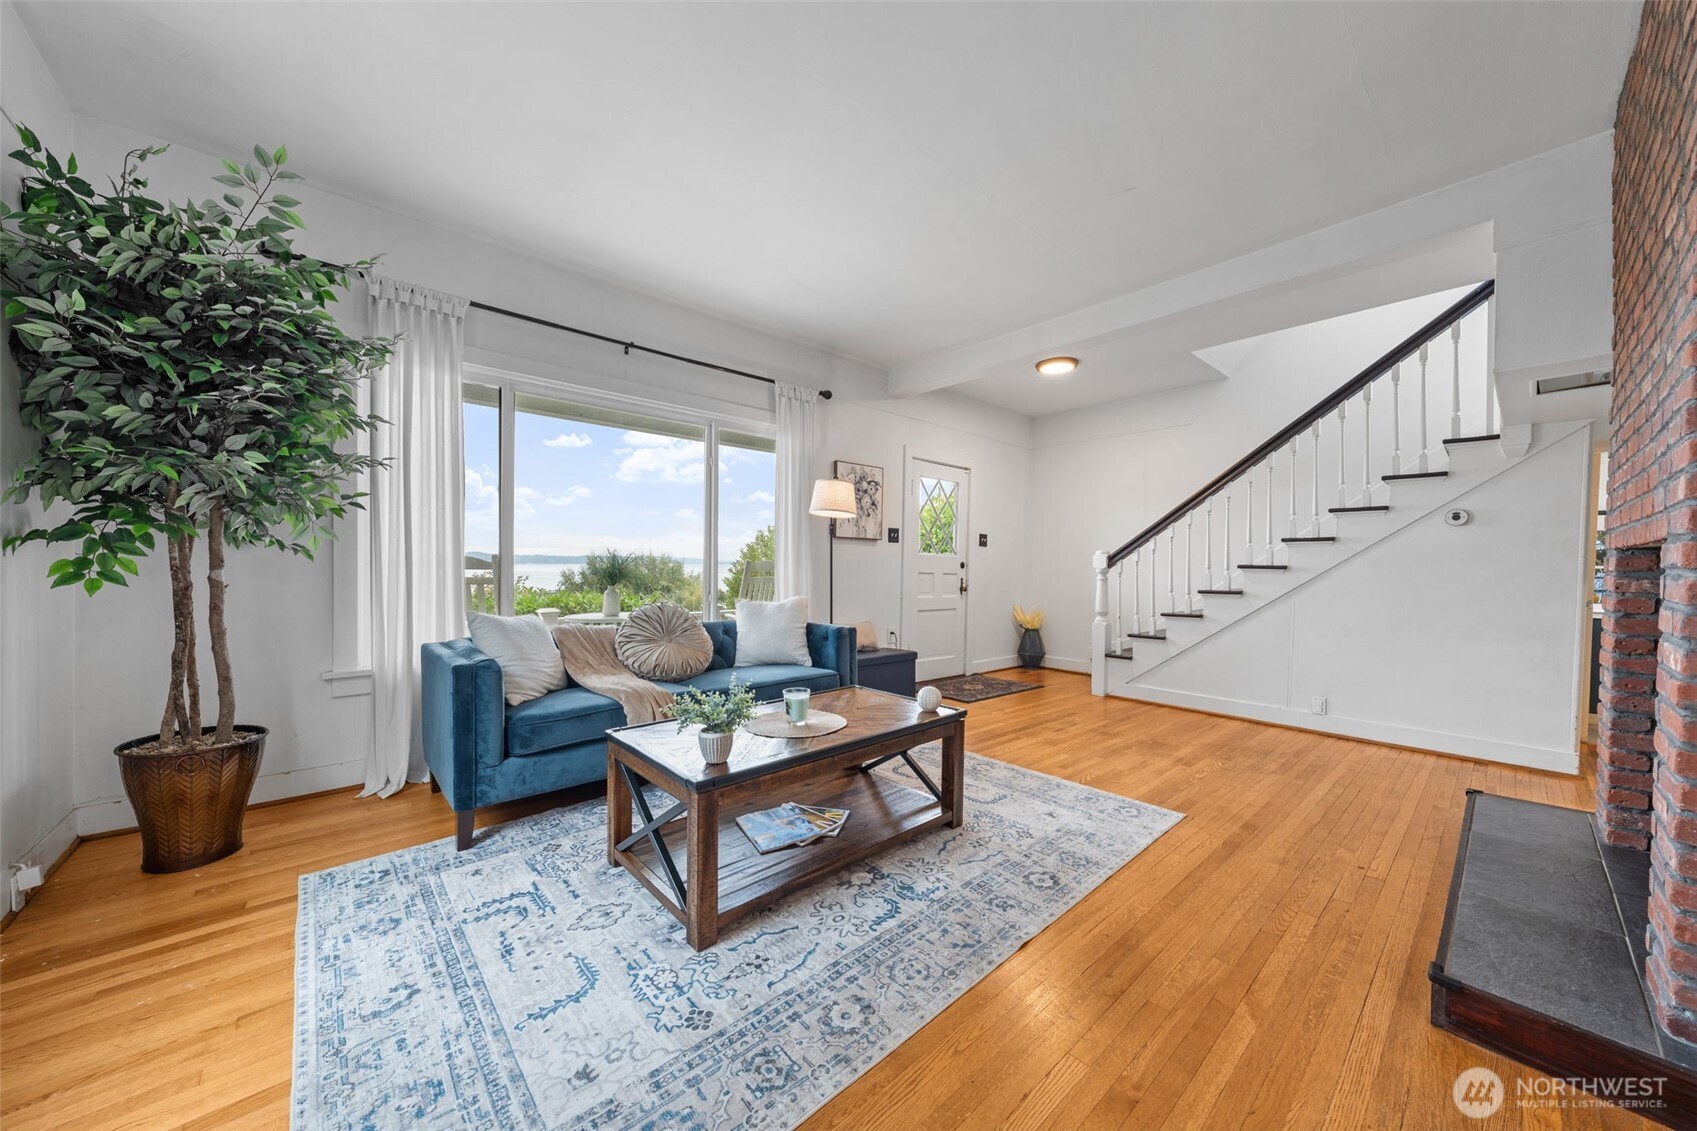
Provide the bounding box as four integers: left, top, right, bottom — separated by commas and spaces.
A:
467, 612, 568, 705
735, 597, 812, 666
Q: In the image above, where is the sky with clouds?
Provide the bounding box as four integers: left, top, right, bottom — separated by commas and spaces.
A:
464, 403, 775, 582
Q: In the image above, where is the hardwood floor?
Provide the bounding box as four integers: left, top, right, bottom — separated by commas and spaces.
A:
0, 671, 1649, 1129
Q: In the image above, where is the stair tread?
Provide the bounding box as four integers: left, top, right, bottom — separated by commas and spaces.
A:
1330, 505, 1390, 513
1126, 631, 1167, 640
1197, 588, 1243, 595
1162, 610, 1205, 618
1443, 433, 1500, 446
1282, 536, 1336, 543
1238, 564, 1289, 570
1383, 471, 1448, 481
1104, 649, 1135, 660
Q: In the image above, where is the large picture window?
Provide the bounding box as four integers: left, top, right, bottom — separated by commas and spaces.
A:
461, 379, 776, 620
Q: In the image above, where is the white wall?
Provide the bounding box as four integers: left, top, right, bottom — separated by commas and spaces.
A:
1116, 424, 1595, 773
53, 113, 1036, 834
1030, 289, 1486, 670
1, 1, 80, 881
818, 394, 1033, 671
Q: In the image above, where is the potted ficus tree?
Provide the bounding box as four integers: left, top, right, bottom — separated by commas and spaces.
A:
0, 127, 391, 872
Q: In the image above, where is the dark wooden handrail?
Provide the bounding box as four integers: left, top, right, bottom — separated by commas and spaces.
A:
1106, 280, 1495, 567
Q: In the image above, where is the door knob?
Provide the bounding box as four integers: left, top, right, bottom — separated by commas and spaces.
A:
959, 578, 969, 594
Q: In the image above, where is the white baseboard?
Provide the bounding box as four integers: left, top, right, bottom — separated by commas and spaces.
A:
1111, 684, 1579, 775
1041, 654, 1091, 674
74, 756, 368, 837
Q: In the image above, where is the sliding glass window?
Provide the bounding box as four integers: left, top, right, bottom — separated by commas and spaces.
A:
717, 431, 777, 607
463, 383, 502, 614
463, 379, 774, 620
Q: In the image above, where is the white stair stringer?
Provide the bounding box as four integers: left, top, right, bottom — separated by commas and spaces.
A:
1105, 420, 1591, 691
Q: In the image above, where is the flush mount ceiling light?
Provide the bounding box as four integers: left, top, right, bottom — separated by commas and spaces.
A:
1035, 356, 1079, 377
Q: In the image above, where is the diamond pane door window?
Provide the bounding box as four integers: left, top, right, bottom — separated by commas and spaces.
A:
918, 477, 958, 554
907, 461, 970, 681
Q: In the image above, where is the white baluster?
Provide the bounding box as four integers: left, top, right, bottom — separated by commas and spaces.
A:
1092, 551, 1110, 695
1389, 363, 1403, 475
1310, 420, 1322, 533
1204, 497, 1214, 591
1418, 342, 1431, 472
1336, 401, 1349, 509
1223, 486, 1233, 588
1361, 383, 1373, 506
1450, 320, 1463, 440
1244, 468, 1255, 567
1484, 299, 1496, 434
1115, 562, 1124, 648
1130, 551, 1140, 637
1263, 456, 1274, 559
1184, 512, 1195, 612
1167, 527, 1178, 615
1288, 436, 1299, 539
1150, 541, 1158, 632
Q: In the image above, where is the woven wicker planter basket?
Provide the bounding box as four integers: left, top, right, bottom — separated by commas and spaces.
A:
114, 727, 267, 873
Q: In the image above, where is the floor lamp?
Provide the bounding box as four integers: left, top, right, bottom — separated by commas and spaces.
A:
809, 478, 857, 623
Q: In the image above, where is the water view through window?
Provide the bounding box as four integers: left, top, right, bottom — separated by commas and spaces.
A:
463, 385, 775, 619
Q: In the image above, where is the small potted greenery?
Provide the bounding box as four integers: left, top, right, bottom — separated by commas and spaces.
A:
582, 547, 634, 617
668, 678, 758, 764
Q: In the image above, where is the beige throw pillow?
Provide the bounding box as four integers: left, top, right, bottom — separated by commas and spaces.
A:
615, 602, 714, 681
467, 611, 568, 705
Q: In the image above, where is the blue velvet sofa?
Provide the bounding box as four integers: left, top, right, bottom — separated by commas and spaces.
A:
422, 620, 857, 848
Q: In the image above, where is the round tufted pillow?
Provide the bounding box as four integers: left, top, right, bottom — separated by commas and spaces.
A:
615, 602, 714, 681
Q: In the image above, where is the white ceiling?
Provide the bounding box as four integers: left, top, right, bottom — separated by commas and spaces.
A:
14, 1, 1638, 406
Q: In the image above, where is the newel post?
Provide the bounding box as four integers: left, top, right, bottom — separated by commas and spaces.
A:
1092, 550, 1110, 696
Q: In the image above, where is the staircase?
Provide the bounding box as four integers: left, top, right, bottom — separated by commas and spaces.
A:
1090, 281, 1508, 697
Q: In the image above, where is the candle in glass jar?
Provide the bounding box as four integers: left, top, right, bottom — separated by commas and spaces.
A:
783, 687, 811, 724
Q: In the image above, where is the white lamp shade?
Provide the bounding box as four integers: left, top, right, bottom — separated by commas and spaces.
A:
809, 478, 857, 520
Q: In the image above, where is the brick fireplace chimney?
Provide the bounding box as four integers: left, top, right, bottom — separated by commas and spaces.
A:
1595, 0, 1697, 1048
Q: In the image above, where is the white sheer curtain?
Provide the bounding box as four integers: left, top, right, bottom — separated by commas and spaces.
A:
773, 384, 820, 602
363, 276, 469, 798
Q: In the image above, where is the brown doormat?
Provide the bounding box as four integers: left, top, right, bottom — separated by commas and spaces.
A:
918, 673, 1040, 703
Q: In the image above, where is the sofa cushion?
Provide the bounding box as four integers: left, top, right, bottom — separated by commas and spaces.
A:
734, 597, 812, 665
664, 663, 840, 699
701, 620, 737, 671
616, 601, 713, 681
505, 686, 625, 757
467, 611, 567, 705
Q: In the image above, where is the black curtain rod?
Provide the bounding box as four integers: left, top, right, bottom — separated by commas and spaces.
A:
319, 257, 832, 398
464, 297, 831, 398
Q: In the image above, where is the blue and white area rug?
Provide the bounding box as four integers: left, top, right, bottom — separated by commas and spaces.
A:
292, 746, 1182, 1129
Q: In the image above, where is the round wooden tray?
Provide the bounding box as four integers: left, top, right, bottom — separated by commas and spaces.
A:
743, 710, 848, 738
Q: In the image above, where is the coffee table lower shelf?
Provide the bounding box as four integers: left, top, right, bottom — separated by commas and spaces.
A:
617, 770, 946, 941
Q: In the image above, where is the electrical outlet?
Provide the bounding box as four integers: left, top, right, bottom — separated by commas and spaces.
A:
10, 861, 42, 912
1311, 695, 1327, 716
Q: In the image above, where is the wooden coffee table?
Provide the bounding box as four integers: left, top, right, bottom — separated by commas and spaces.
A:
605, 685, 967, 949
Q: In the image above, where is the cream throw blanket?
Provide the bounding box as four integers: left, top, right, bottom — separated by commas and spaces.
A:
551, 623, 675, 725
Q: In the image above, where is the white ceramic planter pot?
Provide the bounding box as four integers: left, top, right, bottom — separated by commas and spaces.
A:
602, 586, 621, 617
698, 730, 734, 765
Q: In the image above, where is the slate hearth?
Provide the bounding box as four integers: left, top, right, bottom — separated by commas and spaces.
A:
1431, 791, 1697, 1129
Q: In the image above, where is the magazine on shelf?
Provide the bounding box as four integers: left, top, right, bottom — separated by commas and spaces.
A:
736, 803, 851, 853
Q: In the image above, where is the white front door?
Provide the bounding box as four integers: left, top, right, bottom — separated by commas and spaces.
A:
905, 458, 970, 681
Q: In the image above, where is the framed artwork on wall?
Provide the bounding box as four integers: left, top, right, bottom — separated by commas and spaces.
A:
833, 460, 883, 540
